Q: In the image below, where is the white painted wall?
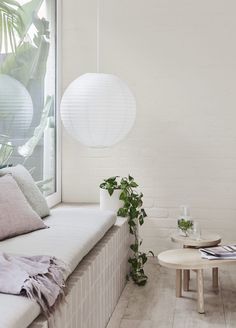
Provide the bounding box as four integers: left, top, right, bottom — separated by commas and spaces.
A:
62, 0, 236, 254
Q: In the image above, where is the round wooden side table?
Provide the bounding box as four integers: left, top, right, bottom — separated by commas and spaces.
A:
158, 248, 236, 313
171, 233, 221, 291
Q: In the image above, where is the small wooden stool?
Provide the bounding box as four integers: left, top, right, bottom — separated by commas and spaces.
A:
158, 248, 236, 313
171, 233, 221, 291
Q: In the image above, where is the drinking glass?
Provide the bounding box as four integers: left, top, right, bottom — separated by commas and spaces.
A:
191, 221, 201, 240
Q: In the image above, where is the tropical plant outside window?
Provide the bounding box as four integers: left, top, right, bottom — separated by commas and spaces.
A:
0, 0, 57, 196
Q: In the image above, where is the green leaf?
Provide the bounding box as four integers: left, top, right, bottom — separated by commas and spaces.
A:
120, 180, 128, 190
130, 243, 139, 252
130, 181, 138, 188
108, 188, 114, 196
128, 219, 136, 227
140, 253, 148, 264
128, 175, 134, 181
117, 207, 128, 217
119, 191, 127, 201
106, 176, 119, 183
99, 182, 106, 188
130, 207, 139, 219
129, 226, 135, 234
139, 216, 144, 225
141, 208, 147, 217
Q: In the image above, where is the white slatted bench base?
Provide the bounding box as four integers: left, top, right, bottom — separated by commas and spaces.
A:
30, 217, 130, 328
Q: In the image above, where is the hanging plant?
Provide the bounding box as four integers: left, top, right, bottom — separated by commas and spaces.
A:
100, 175, 154, 286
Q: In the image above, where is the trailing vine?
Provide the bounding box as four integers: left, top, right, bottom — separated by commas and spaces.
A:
100, 175, 154, 286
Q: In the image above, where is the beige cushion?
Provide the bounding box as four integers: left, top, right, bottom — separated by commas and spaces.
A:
0, 175, 47, 240
0, 165, 50, 218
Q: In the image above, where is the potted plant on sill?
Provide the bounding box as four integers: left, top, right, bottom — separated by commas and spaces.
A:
100, 175, 154, 286
99, 176, 123, 212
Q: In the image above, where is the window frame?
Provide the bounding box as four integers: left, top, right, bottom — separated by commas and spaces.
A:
46, 0, 61, 208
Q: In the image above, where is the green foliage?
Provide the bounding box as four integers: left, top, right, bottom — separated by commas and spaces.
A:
0, 1, 52, 142
0, 0, 44, 54
0, 0, 24, 53
0, 0, 54, 193
100, 176, 120, 196
0, 1, 50, 89
0, 135, 13, 166
18, 0, 43, 38
101, 175, 154, 286
178, 218, 193, 236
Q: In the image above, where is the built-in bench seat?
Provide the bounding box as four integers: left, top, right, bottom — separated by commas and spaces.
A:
0, 204, 129, 328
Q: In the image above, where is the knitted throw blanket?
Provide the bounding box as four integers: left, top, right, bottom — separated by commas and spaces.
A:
0, 252, 67, 320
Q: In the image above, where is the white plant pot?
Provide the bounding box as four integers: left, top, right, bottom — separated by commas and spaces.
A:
100, 188, 123, 213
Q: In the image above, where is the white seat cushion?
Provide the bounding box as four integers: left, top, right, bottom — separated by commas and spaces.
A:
0, 204, 116, 328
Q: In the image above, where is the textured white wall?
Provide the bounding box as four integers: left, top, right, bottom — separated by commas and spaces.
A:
62, 0, 236, 254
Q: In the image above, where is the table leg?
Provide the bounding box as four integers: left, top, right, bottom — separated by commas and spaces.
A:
176, 269, 182, 297
197, 269, 205, 314
212, 267, 218, 289
183, 269, 190, 291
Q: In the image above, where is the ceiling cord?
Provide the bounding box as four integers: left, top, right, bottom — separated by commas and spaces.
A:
96, 0, 100, 73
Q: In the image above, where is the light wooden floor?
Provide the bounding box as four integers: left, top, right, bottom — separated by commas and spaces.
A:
107, 257, 236, 328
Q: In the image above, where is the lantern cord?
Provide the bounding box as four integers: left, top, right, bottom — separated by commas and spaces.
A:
97, 0, 100, 73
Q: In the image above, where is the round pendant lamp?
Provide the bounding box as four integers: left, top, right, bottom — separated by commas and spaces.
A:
0, 74, 33, 138
61, 73, 136, 147
60, 0, 136, 148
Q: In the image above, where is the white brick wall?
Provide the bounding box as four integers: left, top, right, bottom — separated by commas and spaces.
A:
62, 0, 236, 254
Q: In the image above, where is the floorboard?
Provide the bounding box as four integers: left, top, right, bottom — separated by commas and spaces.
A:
107, 258, 236, 328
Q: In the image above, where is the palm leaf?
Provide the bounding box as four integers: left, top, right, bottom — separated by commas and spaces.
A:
0, 14, 50, 87
18, 0, 43, 38
0, 0, 24, 53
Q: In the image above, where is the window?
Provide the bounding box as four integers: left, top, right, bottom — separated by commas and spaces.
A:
0, 0, 58, 197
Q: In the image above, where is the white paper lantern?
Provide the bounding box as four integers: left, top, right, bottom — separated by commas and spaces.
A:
0, 74, 33, 138
60, 73, 136, 147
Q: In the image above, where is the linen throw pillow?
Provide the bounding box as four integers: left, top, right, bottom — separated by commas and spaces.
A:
0, 175, 47, 240
0, 164, 50, 218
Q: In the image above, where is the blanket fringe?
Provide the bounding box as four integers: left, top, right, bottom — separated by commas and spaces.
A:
22, 257, 67, 318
